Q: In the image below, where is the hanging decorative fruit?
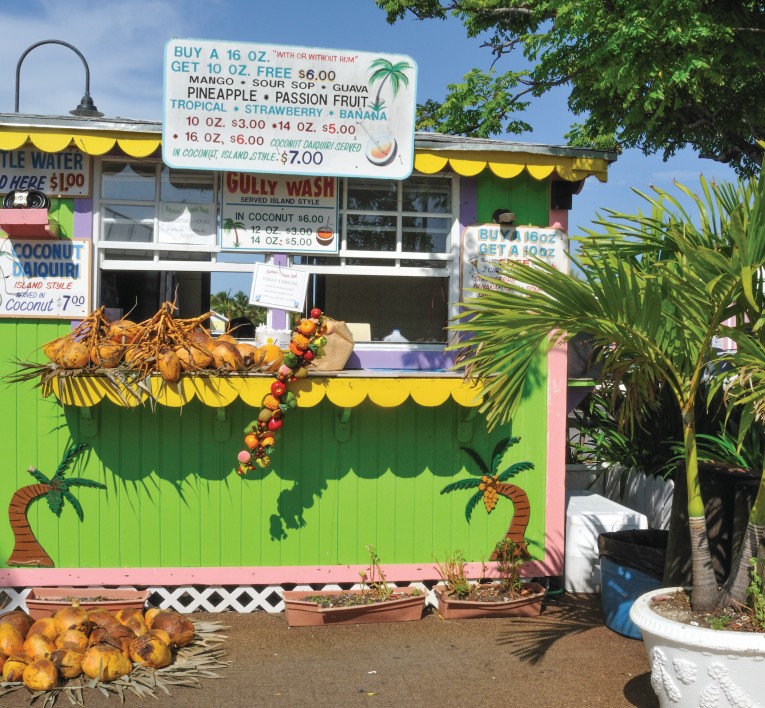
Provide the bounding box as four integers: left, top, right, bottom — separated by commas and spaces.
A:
236, 307, 334, 476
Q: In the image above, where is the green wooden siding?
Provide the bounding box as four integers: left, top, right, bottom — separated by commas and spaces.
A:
476, 171, 550, 226
1, 320, 549, 570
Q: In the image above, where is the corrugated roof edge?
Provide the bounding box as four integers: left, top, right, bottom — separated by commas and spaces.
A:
0, 113, 617, 162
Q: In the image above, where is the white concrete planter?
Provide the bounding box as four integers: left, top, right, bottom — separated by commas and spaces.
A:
630, 587, 765, 707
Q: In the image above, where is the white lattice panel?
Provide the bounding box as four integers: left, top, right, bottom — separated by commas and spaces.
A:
2, 582, 435, 615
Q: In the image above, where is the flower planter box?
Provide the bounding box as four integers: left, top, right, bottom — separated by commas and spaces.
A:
282, 587, 426, 627
25, 587, 150, 620
434, 582, 546, 620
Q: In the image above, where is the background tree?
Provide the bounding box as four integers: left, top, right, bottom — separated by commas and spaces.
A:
376, 0, 765, 175
210, 290, 266, 326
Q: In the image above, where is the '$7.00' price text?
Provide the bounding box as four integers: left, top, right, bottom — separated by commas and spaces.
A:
49, 172, 86, 193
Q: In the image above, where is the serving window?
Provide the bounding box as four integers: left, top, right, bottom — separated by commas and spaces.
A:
95, 159, 459, 343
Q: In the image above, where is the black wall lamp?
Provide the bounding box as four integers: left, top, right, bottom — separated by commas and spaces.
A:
14, 39, 103, 118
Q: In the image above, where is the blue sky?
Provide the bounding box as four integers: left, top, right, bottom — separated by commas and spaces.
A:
0, 0, 738, 244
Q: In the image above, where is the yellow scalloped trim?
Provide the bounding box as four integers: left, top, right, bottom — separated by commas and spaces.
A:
48, 375, 483, 408
1, 129, 607, 180
414, 150, 608, 182
0, 129, 161, 157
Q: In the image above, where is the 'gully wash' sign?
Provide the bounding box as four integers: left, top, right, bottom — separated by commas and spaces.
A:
461, 224, 569, 297
163, 39, 417, 179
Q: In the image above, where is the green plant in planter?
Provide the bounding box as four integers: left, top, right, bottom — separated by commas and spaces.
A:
450, 173, 765, 612
435, 551, 475, 599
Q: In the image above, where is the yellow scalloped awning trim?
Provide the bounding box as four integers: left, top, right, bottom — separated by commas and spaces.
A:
47, 375, 484, 409
414, 150, 609, 182
0, 129, 161, 158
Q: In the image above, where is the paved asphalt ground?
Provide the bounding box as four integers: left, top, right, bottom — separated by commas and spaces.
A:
0, 593, 658, 707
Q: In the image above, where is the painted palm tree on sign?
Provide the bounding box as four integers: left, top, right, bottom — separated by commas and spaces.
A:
441, 437, 534, 560
7, 443, 105, 567
223, 217, 245, 248
368, 58, 412, 112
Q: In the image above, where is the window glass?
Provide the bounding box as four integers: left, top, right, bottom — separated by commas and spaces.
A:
102, 205, 153, 242
101, 161, 156, 200
346, 179, 397, 211
346, 214, 396, 251
403, 177, 451, 213
160, 167, 214, 203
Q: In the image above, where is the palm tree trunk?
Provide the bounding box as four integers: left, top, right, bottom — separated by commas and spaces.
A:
490, 482, 531, 560
718, 467, 765, 607
683, 412, 719, 610
6, 484, 54, 567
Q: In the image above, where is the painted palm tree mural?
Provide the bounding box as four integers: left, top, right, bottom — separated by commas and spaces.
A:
368, 58, 412, 112
441, 437, 533, 560
222, 217, 245, 248
7, 443, 105, 567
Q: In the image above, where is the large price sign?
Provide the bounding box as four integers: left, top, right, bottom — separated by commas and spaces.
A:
163, 39, 417, 179
0, 238, 92, 319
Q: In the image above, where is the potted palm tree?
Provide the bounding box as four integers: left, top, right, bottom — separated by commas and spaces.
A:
449, 174, 765, 704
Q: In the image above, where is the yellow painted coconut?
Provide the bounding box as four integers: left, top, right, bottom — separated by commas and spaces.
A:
27, 618, 58, 642
257, 343, 284, 372
22, 632, 55, 660
129, 633, 172, 669
148, 628, 174, 649
212, 340, 244, 370
121, 614, 148, 638
50, 648, 83, 679
53, 600, 90, 636
108, 319, 141, 345
217, 333, 238, 346
55, 629, 89, 652
0, 611, 34, 639
237, 342, 263, 369
43, 336, 68, 363
2, 654, 29, 682
0, 651, 7, 672
91, 342, 123, 368
59, 340, 90, 369
23, 658, 58, 691
81, 644, 132, 682
158, 346, 182, 383
149, 612, 195, 648
143, 608, 162, 629
0, 624, 25, 656
87, 609, 119, 628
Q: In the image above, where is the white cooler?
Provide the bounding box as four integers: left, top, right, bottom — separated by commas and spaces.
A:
564, 493, 648, 593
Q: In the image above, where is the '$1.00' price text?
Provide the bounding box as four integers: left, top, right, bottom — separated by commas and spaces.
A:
49, 172, 86, 193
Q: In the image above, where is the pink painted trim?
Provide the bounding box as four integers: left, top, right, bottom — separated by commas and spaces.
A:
548, 209, 569, 232
544, 342, 567, 576
0, 560, 555, 587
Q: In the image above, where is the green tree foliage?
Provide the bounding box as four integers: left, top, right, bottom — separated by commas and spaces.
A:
449, 174, 765, 610
210, 290, 265, 327
376, 0, 765, 175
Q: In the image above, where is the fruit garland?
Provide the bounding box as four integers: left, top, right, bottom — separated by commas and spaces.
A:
236, 307, 335, 475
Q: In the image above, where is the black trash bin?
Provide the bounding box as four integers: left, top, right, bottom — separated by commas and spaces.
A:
597, 529, 668, 639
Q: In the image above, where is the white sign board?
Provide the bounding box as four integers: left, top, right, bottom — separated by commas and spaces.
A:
0, 238, 92, 318
249, 263, 308, 312
222, 172, 338, 253
0, 148, 90, 197
461, 224, 569, 297
163, 38, 416, 179
158, 202, 216, 245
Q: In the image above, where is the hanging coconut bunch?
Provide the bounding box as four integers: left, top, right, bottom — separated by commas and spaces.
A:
0, 601, 197, 691
236, 307, 334, 475
36, 301, 286, 383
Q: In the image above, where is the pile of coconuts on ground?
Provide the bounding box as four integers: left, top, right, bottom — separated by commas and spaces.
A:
0, 603, 194, 690
42, 303, 285, 383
